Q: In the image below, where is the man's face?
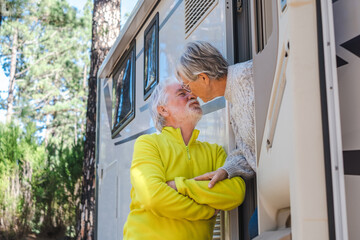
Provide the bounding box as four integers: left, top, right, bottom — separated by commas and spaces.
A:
161, 82, 202, 125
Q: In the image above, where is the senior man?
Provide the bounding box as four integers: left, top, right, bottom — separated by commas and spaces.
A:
123, 79, 245, 240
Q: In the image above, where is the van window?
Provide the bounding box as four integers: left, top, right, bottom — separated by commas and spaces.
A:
144, 13, 159, 100
111, 43, 136, 138
255, 0, 273, 53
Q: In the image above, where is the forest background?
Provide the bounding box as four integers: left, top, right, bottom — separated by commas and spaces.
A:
0, 0, 136, 239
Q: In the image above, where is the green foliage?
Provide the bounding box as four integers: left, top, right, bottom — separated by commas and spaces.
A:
38, 0, 78, 27
0, 0, 31, 22
0, 122, 45, 238
0, 122, 84, 238
0, 123, 22, 169
31, 139, 83, 236
1, 0, 92, 148
0, 0, 93, 238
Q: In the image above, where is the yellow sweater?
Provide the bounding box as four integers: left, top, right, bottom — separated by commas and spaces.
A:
123, 127, 245, 240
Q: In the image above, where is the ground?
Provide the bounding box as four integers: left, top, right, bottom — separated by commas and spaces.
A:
22, 233, 73, 240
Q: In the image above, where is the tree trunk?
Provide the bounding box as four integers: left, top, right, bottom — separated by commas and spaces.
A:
6, 28, 18, 123
83, 64, 87, 90
77, 1, 121, 239
81, 64, 87, 135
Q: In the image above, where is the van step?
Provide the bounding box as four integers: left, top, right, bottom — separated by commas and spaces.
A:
252, 228, 291, 240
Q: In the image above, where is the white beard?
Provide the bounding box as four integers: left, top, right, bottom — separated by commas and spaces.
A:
185, 100, 203, 124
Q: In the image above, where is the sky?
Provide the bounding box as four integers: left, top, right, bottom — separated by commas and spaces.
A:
0, 0, 138, 123
68, 0, 138, 27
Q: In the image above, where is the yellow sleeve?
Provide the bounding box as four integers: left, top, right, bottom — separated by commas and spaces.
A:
174, 145, 246, 210
131, 135, 215, 221
174, 177, 245, 211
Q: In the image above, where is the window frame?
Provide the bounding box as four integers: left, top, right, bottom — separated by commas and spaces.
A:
255, 0, 265, 53
254, 0, 273, 53
111, 41, 136, 138
143, 12, 159, 100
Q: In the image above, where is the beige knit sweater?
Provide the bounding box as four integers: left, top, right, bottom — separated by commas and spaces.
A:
220, 60, 256, 179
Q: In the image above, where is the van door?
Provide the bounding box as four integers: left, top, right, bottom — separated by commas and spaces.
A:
332, 0, 360, 239
313, 0, 349, 238
248, 0, 348, 239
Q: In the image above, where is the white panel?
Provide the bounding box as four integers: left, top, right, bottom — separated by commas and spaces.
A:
256, 0, 332, 238
333, 0, 360, 151
333, 1, 360, 239
345, 175, 360, 240
255, 0, 290, 234
286, 0, 329, 238
319, 0, 348, 238
98, 161, 118, 240
116, 141, 134, 240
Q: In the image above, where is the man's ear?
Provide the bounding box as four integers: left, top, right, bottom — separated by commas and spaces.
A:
198, 73, 210, 86
157, 105, 169, 118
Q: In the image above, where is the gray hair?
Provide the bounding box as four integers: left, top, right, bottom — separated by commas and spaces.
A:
177, 41, 229, 82
149, 78, 177, 131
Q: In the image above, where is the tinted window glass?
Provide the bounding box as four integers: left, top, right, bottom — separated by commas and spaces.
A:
144, 13, 159, 99
112, 44, 136, 137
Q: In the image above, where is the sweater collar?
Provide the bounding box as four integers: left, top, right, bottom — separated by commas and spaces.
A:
162, 126, 200, 146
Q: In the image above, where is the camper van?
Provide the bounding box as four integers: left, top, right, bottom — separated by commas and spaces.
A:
95, 0, 360, 239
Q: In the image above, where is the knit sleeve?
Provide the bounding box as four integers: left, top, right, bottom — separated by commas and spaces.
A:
223, 60, 256, 179
220, 148, 255, 179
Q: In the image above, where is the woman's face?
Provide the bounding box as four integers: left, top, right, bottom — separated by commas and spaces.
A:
179, 73, 213, 103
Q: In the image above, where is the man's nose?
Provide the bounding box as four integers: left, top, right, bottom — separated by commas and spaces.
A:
187, 92, 198, 99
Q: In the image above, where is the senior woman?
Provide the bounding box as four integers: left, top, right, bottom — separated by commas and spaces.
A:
177, 41, 255, 184
176, 41, 257, 238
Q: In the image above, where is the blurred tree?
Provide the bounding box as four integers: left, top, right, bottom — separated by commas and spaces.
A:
1, 0, 91, 146
0, 0, 92, 238
77, 0, 121, 239
0, 0, 31, 122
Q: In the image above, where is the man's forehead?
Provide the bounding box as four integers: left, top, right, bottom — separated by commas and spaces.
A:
166, 82, 183, 94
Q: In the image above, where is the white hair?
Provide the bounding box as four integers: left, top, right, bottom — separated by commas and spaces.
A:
149, 78, 177, 131
176, 41, 229, 81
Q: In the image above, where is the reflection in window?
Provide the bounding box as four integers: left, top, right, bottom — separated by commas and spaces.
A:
144, 13, 159, 100
112, 43, 136, 138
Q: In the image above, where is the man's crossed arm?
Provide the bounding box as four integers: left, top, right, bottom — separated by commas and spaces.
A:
166, 175, 245, 211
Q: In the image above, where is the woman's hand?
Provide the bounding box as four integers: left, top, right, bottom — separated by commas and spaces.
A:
166, 180, 177, 191
193, 169, 228, 188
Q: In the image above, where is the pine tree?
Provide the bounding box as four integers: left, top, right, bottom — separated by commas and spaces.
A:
1, 0, 91, 145
0, 0, 31, 122
0, 0, 92, 237
77, 0, 121, 239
